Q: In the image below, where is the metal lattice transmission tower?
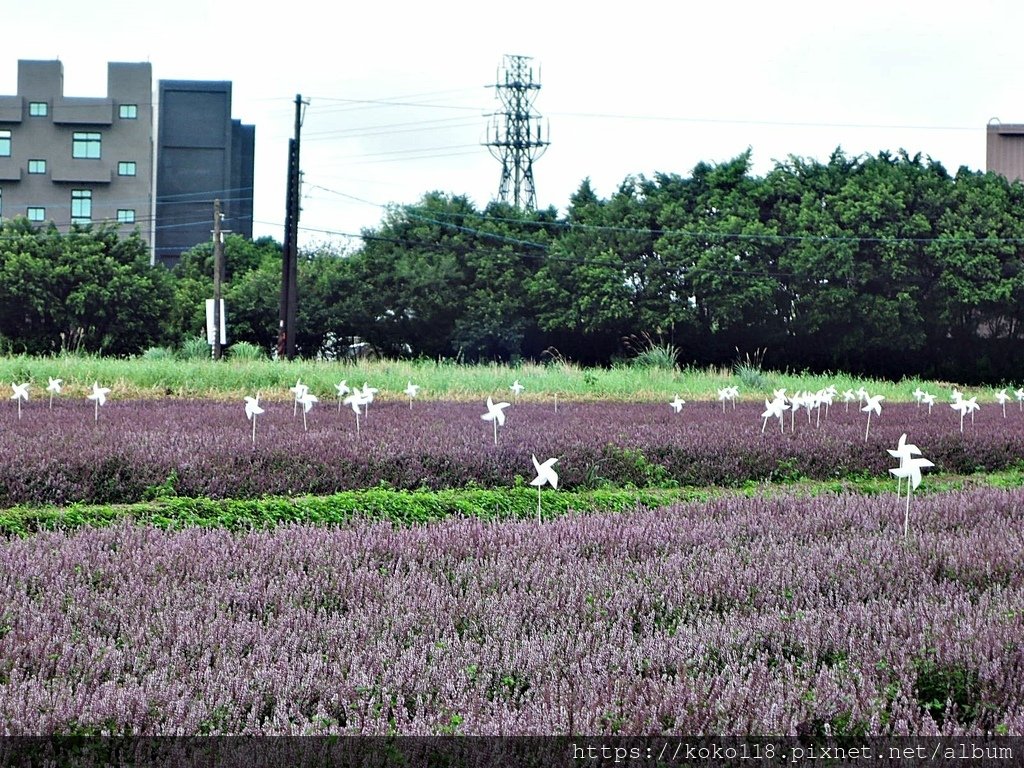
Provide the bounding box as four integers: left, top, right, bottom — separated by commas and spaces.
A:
485, 54, 550, 210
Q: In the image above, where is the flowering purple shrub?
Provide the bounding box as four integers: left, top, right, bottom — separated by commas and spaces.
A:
1, 399, 1023, 505
0, 487, 1022, 735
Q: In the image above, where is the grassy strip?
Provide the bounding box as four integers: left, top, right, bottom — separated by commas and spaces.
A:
0, 353, 967, 403
0, 486, 703, 537
3, 468, 1024, 537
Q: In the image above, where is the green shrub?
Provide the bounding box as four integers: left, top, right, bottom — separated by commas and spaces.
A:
626, 334, 678, 371
141, 346, 176, 361
179, 336, 211, 361
228, 341, 265, 361
734, 347, 771, 391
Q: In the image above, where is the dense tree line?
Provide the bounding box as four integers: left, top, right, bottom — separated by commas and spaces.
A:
0, 219, 173, 356
4, 149, 1024, 382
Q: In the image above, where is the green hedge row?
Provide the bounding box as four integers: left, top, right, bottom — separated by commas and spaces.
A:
0, 486, 690, 537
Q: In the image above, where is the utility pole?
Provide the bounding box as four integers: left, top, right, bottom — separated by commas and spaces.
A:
485, 55, 549, 210
278, 93, 307, 360
212, 198, 224, 361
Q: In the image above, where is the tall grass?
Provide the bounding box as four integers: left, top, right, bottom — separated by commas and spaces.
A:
0, 352, 1004, 402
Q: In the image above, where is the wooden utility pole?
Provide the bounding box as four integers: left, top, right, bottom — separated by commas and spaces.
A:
212, 198, 224, 360
277, 94, 305, 360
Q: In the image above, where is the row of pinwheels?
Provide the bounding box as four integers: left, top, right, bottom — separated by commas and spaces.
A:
664, 384, 1022, 441
9, 380, 111, 421
241, 378, 536, 445
244, 377, 557, 519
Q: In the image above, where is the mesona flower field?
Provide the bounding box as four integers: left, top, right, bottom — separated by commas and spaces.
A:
1, 490, 1022, 735
1, 394, 1022, 738
0, 399, 1023, 504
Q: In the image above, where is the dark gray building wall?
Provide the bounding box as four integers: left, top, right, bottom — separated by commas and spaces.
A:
231, 120, 255, 240
986, 123, 1024, 183
0, 60, 154, 245
155, 80, 254, 267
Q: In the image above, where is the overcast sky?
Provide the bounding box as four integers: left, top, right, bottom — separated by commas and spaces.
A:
3, 1, 1023, 250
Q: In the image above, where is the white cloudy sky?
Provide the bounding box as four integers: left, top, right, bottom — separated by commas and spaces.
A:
3, 0, 1024, 249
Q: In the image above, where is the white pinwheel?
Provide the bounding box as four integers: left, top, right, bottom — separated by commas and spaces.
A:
244, 395, 264, 445
856, 386, 869, 404
761, 397, 788, 434
87, 382, 110, 421
290, 379, 308, 417
510, 379, 524, 404
297, 390, 318, 431
951, 396, 978, 433
1016, 387, 1024, 412
886, 433, 922, 499
46, 377, 62, 409
861, 394, 884, 442
788, 391, 810, 432
816, 386, 834, 425
842, 389, 856, 412
964, 396, 980, 426
996, 388, 1011, 418
950, 397, 969, 433
912, 387, 924, 408
889, 451, 934, 539
343, 390, 371, 436
10, 382, 28, 419
716, 387, 731, 411
921, 391, 936, 415
481, 396, 511, 445
360, 383, 379, 419
335, 380, 350, 412
669, 395, 685, 414
529, 454, 559, 522
404, 381, 420, 409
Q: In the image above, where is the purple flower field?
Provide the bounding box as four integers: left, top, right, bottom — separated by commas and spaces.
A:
1, 399, 1023, 504
1, 487, 1022, 735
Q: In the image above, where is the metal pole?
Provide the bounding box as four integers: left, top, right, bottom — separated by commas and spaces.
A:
213, 199, 223, 361
277, 94, 305, 360
286, 95, 303, 360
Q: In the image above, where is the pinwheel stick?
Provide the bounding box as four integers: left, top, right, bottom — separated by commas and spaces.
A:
251, 414, 257, 445
903, 487, 913, 539
536, 485, 543, 522
864, 411, 872, 442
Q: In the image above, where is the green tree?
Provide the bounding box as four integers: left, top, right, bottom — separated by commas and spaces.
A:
0, 220, 174, 355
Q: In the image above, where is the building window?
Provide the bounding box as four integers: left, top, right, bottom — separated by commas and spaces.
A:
27, 207, 45, 222
117, 209, 135, 224
28, 159, 46, 174
119, 104, 138, 119
117, 161, 136, 176
71, 189, 92, 224
72, 132, 101, 159
29, 102, 48, 117
0, 130, 10, 157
